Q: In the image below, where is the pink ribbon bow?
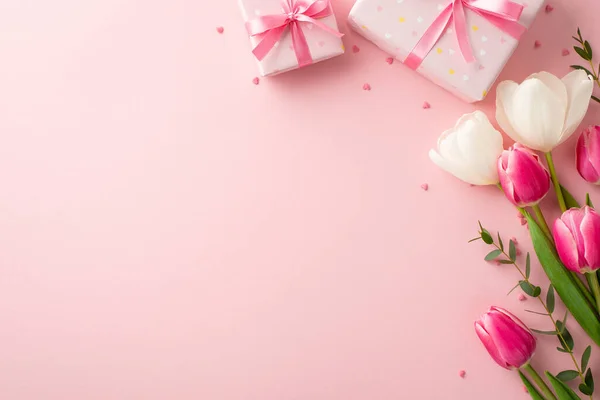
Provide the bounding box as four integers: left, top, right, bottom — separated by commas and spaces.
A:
405, 0, 527, 70
245, 0, 344, 67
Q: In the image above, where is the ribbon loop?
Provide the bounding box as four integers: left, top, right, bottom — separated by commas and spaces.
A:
406, 0, 526, 70
245, 0, 343, 68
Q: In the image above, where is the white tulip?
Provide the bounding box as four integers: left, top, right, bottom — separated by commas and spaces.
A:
496, 70, 594, 152
429, 111, 504, 185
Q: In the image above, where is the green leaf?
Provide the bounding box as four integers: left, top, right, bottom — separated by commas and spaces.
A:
558, 347, 571, 353
485, 250, 502, 261
507, 282, 521, 295
573, 36, 583, 44
468, 237, 481, 243
557, 370, 580, 382
509, 240, 517, 261
547, 284, 555, 314
519, 371, 546, 400
571, 65, 595, 76
592, 95, 600, 104
531, 328, 558, 335
582, 346, 591, 372
481, 229, 493, 244
526, 214, 600, 346
498, 259, 515, 264
586, 193, 594, 208
525, 309, 550, 316
585, 41, 593, 59
556, 320, 575, 351
526, 253, 531, 279
520, 281, 541, 297
579, 384, 593, 396
561, 185, 581, 209
585, 368, 594, 392
547, 371, 583, 399
497, 233, 504, 251
562, 311, 569, 328
574, 46, 591, 61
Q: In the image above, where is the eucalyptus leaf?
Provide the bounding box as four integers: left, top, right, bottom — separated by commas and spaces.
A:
556, 320, 575, 351
571, 65, 595, 77
582, 346, 591, 372
520, 281, 540, 297
579, 384, 592, 396
546, 371, 583, 399
592, 95, 600, 104
531, 328, 558, 335
497, 233, 504, 251
547, 284, 555, 314
526, 214, 600, 346
485, 250, 502, 261
519, 371, 546, 400
498, 260, 514, 264
574, 46, 591, 60
525, 309, 549, 316
585, 368, 594, 392
558, 347, 571, 353
585, 41, 593, 59
481, 229, 493, 244
509, 240, 517, 261
507, 282, 521, 295
526, 253, 531, 279
557, 370, 580, 382
468, 237, 481, 243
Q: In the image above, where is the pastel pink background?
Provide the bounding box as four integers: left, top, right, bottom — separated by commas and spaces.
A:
0, 1, 599, 399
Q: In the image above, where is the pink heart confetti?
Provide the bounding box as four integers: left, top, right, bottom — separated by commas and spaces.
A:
520, 218, 527, 226
518, 293, 527, 301
252, 77, 260, 85
510, 237, 518, 244
352, 45, 360, 53
478, 65, 485, 70
422, 101, 431, 109
534, 40, 542, 48
377, 5, 383, 11
412, 30, 419, 37
545, 4, 554, 12
459, 370, 466, 378
318, 41, 325, 47
362, 83, 371, 91
562, 48, 570, 56
421, 183, 429, 191
524, 386, 529, 393
385, 57, 394, 65
516, 211, 525, 218
500, 37, 507, 44
216, 26, 224, 34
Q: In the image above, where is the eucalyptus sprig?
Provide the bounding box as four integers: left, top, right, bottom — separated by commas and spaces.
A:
572, 28, 600, 104
471, 223, 594, 399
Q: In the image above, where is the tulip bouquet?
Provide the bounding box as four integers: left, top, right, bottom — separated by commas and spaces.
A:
430, 69, 600, 399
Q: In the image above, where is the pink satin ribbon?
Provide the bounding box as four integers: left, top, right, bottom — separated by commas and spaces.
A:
405, 0, 527, 70
245, 0, 343, 67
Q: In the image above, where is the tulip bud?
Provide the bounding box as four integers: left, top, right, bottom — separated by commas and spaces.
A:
475, 306, 536, 370
497, 144, 551, 207
553, 206, 600, 273
576, 125, 600, 184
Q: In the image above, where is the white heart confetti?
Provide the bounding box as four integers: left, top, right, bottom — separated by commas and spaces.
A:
463, 75, 469, 81
480, 49, 486, 56
482, 36, 488, 42
437, 4, 444, 10
306, 24, 313, 30
417, 16, 423, 23
273, 41, 279, 48
396, 0, 404, 3
254, 9, 261, 15
385, 33, 392, 39
447, 28, 453, 34
448, 48, 455, 55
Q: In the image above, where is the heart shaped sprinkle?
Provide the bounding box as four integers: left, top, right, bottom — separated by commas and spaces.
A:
377, 5, 383, 11
518, 293, 527, 301
385, 57, 394, 64
363, 83, 371, 91
422, 101, 431, 109
534, 40, 542, 48
421, 183, 429, 191
545, 4, 554, 12
216, 26, 224, 34
459, 370, 467, 378
318, 41, 325, 47
562, 48, 570, 56
352, 45, 360, 53
252, 77, 260, 85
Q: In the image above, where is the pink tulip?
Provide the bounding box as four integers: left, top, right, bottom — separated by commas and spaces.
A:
577, 125, 600, 184
553, 206, 600, 273
475, 306, 536, 370
498, 144, 551, 207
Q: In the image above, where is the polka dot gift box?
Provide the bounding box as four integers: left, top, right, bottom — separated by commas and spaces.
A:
348, 0, 544, 102
239, 0, 345, 76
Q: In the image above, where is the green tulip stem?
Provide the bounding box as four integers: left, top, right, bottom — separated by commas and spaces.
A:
588, 272, 600, 313
522, 364, 557, 400
545, 152, 567, 213
532, 205, 552, 241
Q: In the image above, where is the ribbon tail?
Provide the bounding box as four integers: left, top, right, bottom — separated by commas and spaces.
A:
474, 11, 527, 39
252, 26, 287, 61
289, 21, 313, 67
296, 15, 344, 38
453, 0, 475, 63
405, 4, 453, 70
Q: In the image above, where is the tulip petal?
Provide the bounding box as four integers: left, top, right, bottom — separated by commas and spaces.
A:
559, 70, 594, 145
576, 131, 600, 183
553, 217, 581, 272
581, 207, 600, 270
496, 80, 527, 144
504, 74, 567, 152
483, 311, 535, 369
475, 321, 510, 369
586, 128, 600, 183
